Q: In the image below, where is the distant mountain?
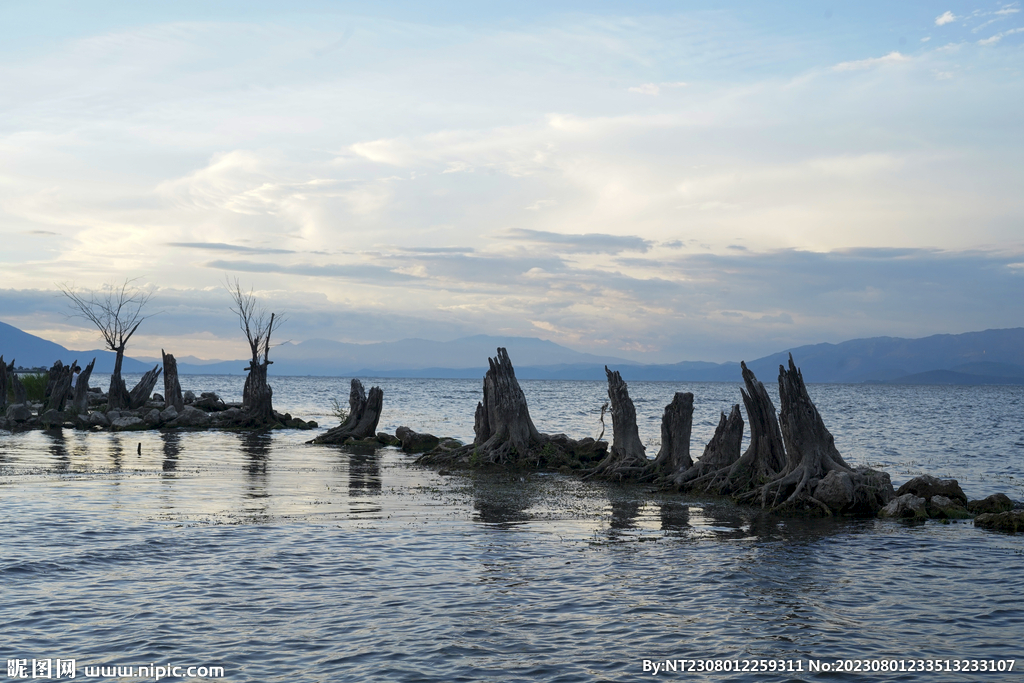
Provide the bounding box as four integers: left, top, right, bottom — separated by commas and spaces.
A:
3, 319, 1024, 384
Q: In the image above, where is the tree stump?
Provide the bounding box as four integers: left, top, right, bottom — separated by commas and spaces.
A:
128, 365, 162, 410
0, 356, 8, 412
739, 355, 894, 515
643, 392, 694, 480
70, 358, 96, 415
11, 372, 26, 405
672, 404, 744, 489
586, 367, 649, 480
44, 360, 77, 413
310, 379, 384, 444
162, 350, 184, 412
418, 348, 606, 468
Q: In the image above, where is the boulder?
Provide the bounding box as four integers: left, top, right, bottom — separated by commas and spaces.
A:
376, 432, 401, 447
895, 474, 967, 505
0, 418, 8, 431
193, 392, 227, 412
143, 408, 162, 426
813, 470, 854, 513
967, 493, 1014, 515
927, 495, 971, 519
89, 412, 111, 428
6, 403, 33, 422
879, 493, 927, 520
40, 408, 62, 427
396, 426, 440, 453
111, 416, 144, 431
974, 509, 1024, 533
167, 405, 211, 428
183, 390, 196, 404
158, 405, 178, 423
153, 393, 164, 402
106, 410, 121, 421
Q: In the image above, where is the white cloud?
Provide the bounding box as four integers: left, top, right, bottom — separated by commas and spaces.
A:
832, 51, 910, 71
921, 36, 932, 42
627, 81, 687, 96
978, 26, 1024, 45
935, 11, 957, 26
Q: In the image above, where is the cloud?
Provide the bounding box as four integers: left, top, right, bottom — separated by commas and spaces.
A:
206, 259, 420, 283
627, 81, 687, 96
833, 51, 910, 71
500, 228, 652, 253
168, 242, 296, 254
978, 27, 1024, 45
935, 11, 957, 26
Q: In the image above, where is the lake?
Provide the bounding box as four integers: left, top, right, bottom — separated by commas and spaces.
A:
2, 375, 1023, 681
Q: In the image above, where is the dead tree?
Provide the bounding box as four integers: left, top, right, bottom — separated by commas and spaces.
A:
59, 278, 153, 410
586, 367, 649, 480
70, 358, 96, 414
44, 360, 77, 413
673, 362, 785, 495
643, 392, 694, 480
0, 356, 8, 411
162, 350, 184, 412
417, 348, 605, 468
228, 278, 283, 425
128, 365, 162, 409
673, 405, 744, 488
310, 379, 383, 444
11, 372, 26, 405
739, 355, 894, 515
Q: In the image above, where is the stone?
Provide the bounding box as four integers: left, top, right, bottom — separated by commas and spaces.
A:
153, 393, 164, 402
376, 432, 401, 447
813, 470, 854, 513
967, 493, 1014, 515
89, 412, 111, 428
6, 403, 33, 422
158, 405, 178, 423
193, 392, 227, 412
435, 437, 465, 451
896, 474, 967, 505
143, 408, 162, 426
111, 416, 144, 431
40, 408, 62, 427
879, 493, 927, 520
396, 426, 440, 453
106, 410, 121, 421
183, 390, 196, 404
167, 405, 211, 428
927, 494, 971, 519
974, 509, 1024, 533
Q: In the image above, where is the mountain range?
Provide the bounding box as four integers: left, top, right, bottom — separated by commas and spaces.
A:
2, 319, 1023, 384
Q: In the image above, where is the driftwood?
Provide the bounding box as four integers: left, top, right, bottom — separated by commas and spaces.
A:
128, 365, 162, 410
586, 367, 648, 480
643, 392, 694, 480
417, 348, 605, 468
310, 379, 384, 444
70, 358, 96, 415
738, 355, 895, 515
162, 350, 184, 412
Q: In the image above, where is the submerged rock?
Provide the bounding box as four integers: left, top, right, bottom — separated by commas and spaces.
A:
967, 493, 1014, 515
377, 432, 401, 447
396, 426, 439, 453
879, 493, 927, 520
927, 495, 971, 519
974, 509, 1024, 533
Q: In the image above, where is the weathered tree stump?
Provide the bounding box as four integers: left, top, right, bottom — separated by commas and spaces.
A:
0, 356, 8, 412
11, 371, 26, 405
162, 350, 184, 412
44, 360, 77, 413
310, 379, 384, 444
128, 365, 162, 410
642, 392, 694, 481
70, 358, 96, 415
739, 355, 894, 515
418, 348, 605, 468
672, 404, 744, 489
243, 358, 274, 424
586, 367, 649, 480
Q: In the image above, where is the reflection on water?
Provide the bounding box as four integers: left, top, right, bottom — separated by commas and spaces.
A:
161, 431, 181, 472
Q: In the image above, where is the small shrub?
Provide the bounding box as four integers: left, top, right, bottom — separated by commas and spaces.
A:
9, 372, 48, 402
329, 398, 349, 423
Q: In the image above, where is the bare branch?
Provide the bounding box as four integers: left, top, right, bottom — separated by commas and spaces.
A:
225, 277, 285, 366
58, 278, 154, 352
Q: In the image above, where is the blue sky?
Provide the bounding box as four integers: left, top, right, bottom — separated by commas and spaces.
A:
1, 1, 1022, 362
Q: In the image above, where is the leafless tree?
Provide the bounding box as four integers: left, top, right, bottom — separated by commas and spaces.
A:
227, 277, 284, 423
59, 278, 154, 410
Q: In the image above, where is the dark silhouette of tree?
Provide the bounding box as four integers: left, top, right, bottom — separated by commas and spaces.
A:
59, 278, 153, 410
227, 278, 284, 424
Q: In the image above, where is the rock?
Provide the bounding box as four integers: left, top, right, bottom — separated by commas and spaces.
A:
6, 403, 33, 422
974, 509, 1024, 533
40, 408, 62, 427
396, 426, 440, 453
896, 475, 967, 505
376, 432, 401, 446
193, 392, 227, 412
216, 407, 243, 423
153, 393, 164, 402
927, 494, 971, 519
968, 493, 1014, 515
158, 405, 178, 423
813, 470, 854, 513
106, 410, 121, 421
143, 408, 162, 426
879, 493, 927, 520
111, 416, 144, 431
167, 405, 211, 428
89, 412, 111, 428
435, 437, 464, 451
183, 390, 196, 404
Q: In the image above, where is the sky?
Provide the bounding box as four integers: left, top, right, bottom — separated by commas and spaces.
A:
0, 0, 1022, 363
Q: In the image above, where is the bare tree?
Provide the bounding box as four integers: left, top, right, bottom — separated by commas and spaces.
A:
59, 278, 153, 410
227, 278, 284, 424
